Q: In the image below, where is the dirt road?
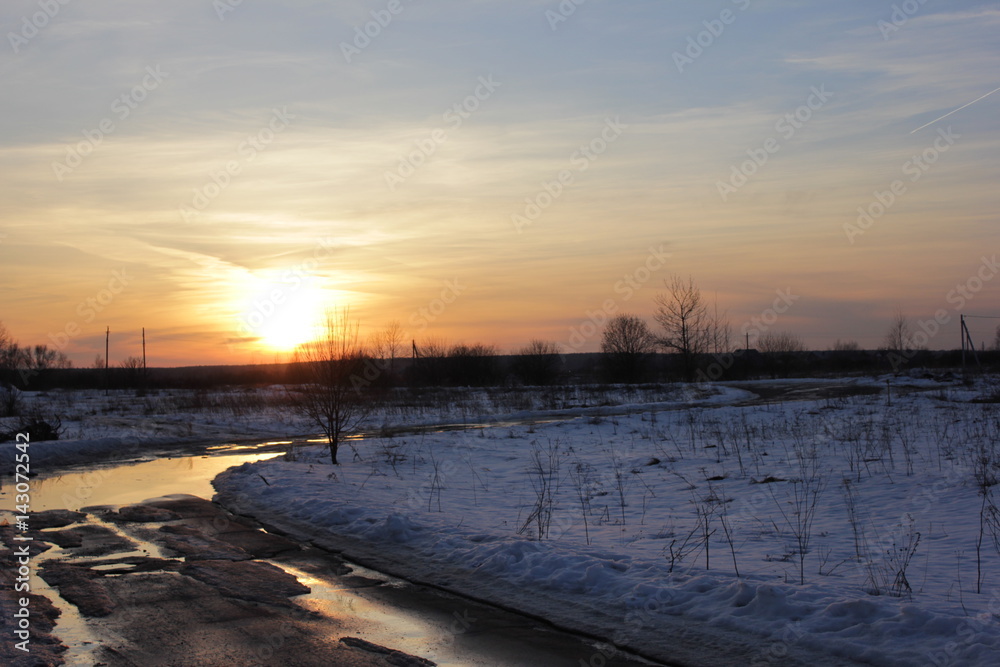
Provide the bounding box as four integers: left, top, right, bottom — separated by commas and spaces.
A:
4, 495, 664, 667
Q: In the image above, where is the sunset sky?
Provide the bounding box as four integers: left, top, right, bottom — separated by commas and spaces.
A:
1, 0, 998, 366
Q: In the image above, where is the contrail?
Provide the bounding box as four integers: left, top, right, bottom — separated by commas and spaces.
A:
910, 84, 1000, 134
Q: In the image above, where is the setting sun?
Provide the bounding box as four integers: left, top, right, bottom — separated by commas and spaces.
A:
237, 274, 328, 353
258, 295, 324, 352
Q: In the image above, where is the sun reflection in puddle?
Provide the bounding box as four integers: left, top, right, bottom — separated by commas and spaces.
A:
272, 562, 452, 664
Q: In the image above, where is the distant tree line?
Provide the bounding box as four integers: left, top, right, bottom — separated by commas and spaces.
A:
0, 322, 73, 376
4, 279, 1000, 396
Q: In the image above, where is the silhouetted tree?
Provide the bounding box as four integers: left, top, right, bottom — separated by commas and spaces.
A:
119, 355, 144, 388
654, 275, 710, 381
706, 297, 732, 354
371, 320, 404, 381
757, 331, 806, 354
25, 345, 72, 371
758, 331, 806, 378
447, 343, 500, 386
408, 337, 450, 386
512, 339, 562, 385
0, 324, 22, 415
601, 314, 657, 383
883, 310, 913, 354
292, 310, 370, 465
0, 325, 72, 387
0, 322, 25, 377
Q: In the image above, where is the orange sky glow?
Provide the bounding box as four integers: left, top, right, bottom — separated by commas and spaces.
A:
2, 2, 998, 367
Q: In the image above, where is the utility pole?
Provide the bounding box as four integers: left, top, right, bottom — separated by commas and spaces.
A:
142, 327, 147, 394
105, 326, 110, 396
960, 314, 982, 375
961, 314, 966, 369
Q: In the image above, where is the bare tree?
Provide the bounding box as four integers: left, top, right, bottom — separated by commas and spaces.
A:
409, 337, 450, 385
25, 345, 72, 371
512, 339, 562, 385
0, 322, 24, 372
992, 325, 1000, 352
757, 331, 806, 354
416, 337, 449, 359
883, 310, 913, 353
119, 356, 143, 369
601, 314, 657, 382
706, 296, 732, 354
447, 342, 500, 386
654, 275, 709, 381
119, 355, 144, 389
758, 331, 806, 378
831, 339, 861, 352
0, 322, 13, 363
0, 323, 21, 407
1, 327, 71, 388
292, 309, 371, 465
372, 320, 404, 377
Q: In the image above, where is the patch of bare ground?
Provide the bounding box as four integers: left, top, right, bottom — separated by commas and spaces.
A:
1, 525, 66, 667
13, 496, 436, 667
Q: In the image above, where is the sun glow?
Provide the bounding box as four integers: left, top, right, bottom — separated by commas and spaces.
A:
238, 271, 330, 353
258, 286, 326, 352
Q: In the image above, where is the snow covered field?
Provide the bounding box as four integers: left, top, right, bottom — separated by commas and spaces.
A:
0, 386, 307, 468
0, 382, 750, 468
211, 376, 1000, 666
6, 375, 1000, 664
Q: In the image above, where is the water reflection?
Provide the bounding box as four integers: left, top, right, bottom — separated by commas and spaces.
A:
12, 452, 281, 512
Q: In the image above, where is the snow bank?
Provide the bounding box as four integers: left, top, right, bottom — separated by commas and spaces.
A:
214, 382, 1000, 665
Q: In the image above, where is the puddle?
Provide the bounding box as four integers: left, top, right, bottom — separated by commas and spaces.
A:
206, 440, 294, 452
23, 540, 104, 665
19, 451, 282, 512
90, 563, 137, 571
2, 440, 666, 667
276, 562, 451, 662
0, 450, 279, 665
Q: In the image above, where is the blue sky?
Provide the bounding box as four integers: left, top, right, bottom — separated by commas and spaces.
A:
1, 0, 998, 365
